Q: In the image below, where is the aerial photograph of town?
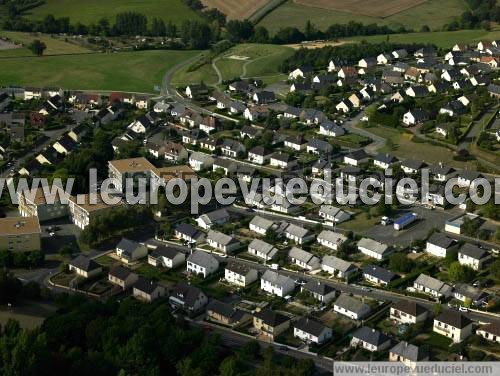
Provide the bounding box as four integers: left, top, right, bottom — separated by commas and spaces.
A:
0, 0, 499, 374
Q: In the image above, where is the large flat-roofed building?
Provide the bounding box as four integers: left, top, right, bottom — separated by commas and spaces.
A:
0, 217, 41, 252
68, 194, 124, 229
108, 157, 158, 191
17, 188, 69, 222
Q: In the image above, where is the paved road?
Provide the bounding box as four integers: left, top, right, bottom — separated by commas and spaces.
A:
343, 110, 385, 154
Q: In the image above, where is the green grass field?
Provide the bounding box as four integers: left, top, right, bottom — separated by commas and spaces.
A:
0, 31, 92, 57
0, 49, 200, 93
173, 43, 293, 86
25, 0, 202, 25
259, 0, 467, 33
343, 29, 500, 48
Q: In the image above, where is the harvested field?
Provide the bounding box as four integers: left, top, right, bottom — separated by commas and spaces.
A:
202, 0, 270, 19
293, 0, 427, 18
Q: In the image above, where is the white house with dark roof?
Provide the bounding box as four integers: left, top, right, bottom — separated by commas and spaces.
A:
433, 310, 473, 343
357, 238, 391, 260
206, 230, 240, 254
426, 233, 456, 258
321, 255, 357, 279
189, 152, 214, 171
457, 170, 482, 188
69, 255, 102, 278
317, 230, 347, 251
247, 146, 272, 165
403, 109, 428, 126
458, 243, 491, 270
318, 205, 351, 223
248, 216, 274, 235
344, 149, 369, 166
169, 282, 208, 315
401, 159, 426, 174
186, 250, 219, 278
301, 280, 337, 303
133, 277, 166, 303
390, 300, 428, 325
477, 322, 500, 343
333, 294, 371, 320
413, 273, 452, 298
351, 326, 391, 352
453, 283, 489, 306
373, 153, 399, 169
283, 223, 314, 245
108, 266, 138, 289
389, 341, 429, 368
148, 246, 185, 269
288, 247, 320, 271
363, 265, 397, 286
196, 208, 230, 230
225, 262, 258, 287
260, 270, 295, 297
115, 238, 148, 264
248, 238, 278, 261
174, 222, 203, 244
294, 317, 332, 345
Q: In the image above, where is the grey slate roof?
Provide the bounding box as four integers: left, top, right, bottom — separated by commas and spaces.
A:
134, 277, 161, 295
427, 233, 455, 249
459, 243, 489, 260
69, 255, 100, 272
357, 238, 389, 255
109, 265, 135, 281
391, 300, 427, 317
116, 238, 142, 256
207, 230, 237, 246
288, 247, 320, 266
187, 250, 219, 267
249, 239, 277, 258
285, 223, 311, 239
171, 282, 205, 309
352, 326, 390, 346
436, 310, 472, 328
254, 309, 289, 326
294, 317, 329, 337
150, 246, 182, 260
302, 280, 336, 296
334, 294, 370, 315
414, 274, 452, 295
249, 216, 274, 231
390, 341, 428, 362
363, 265, 397, 283
261, 270, 294, 287
322, 255, 356, 273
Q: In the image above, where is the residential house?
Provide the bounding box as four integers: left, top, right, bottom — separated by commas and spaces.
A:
169, 282, 208, 315
270, 152, 297, 169
148, 246, 185, 269
289, 66, 313, 79
68, 255, 102, 278
185, 84, 208, 99
426, 233, 456, 258
189, 152, 214, 171
196, 208, 230, 230
321, 256, 357, 279
401, 159, 426, 174
389, 341, 429, 368
403, 109, 428, 126
413, 273, 452, 298
244, 106, 269, 121
306, 139, 333, 155
249, 216, 274, 236
357, 238, 391, 260
319, 121, 346, 137
344, 149, 369, 166
390, 300, 428, 325
206, 300, 251, 327
294, 317, 332, 345
253, 91, 275, 105
333, 294, 371, 320
108, 266, 138, 289
457, 170, 482, 188
284, 223, 314, 245
220, 139, 245, 158
373, 153, 399, 169
433, 310, 473, 343
260, 270, 295, 297
288, 247, 320, 270
363, 265, 397, 286
458, 243, 491, 270
248, 146, 272, 165
318, 205, 351, 223
133, 277, 166, 303
301, 281, 337, 304
186, 250, 219, 278
225, 262, 258, 287
284, 135, 307, 151
115, 238, 148, 263
317, 230, 347, 251
174, 222, 203, 244
453, 283, 488, 307
248, 238, 278, 261
206, 230, 240, 254
253, 309, 290, 340
351, 326, 391, 352
477, 322, 500, 344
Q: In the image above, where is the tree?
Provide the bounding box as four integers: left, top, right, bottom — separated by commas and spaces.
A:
0, 269, 22, 304
490, 259, 500, 280
448, 261, 475, 283
28, 40, 47, 56
389, 253, 414, 273
433, 303, 443, 316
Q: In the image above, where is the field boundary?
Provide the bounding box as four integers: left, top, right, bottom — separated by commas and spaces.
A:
249, 0, 287, 23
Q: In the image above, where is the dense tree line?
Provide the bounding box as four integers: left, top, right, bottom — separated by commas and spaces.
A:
446, 0, 500, 30
0, 296, 317, 375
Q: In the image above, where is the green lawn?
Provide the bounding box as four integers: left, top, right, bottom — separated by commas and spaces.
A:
173, 43, 293, 87
344, 29, 500, 49
24, 0, 202, 26
0, 31, 92, 57
259, 0, 466, 33
359, 124, 479, 169
0, 49, 200, 93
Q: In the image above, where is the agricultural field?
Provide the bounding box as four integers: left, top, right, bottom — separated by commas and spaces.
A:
201, 0, 270, 20
0, 49, 200, 93
24, 0, 202, 25
172, 43, 293, 86
259, 0, 466, 33
343, 29, 500, 49
293, 0, 427, 18
0, 31, 92, 57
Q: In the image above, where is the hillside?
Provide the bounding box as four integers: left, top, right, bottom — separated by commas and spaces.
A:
258, 0, 468, 33
18, 0, 203, 25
